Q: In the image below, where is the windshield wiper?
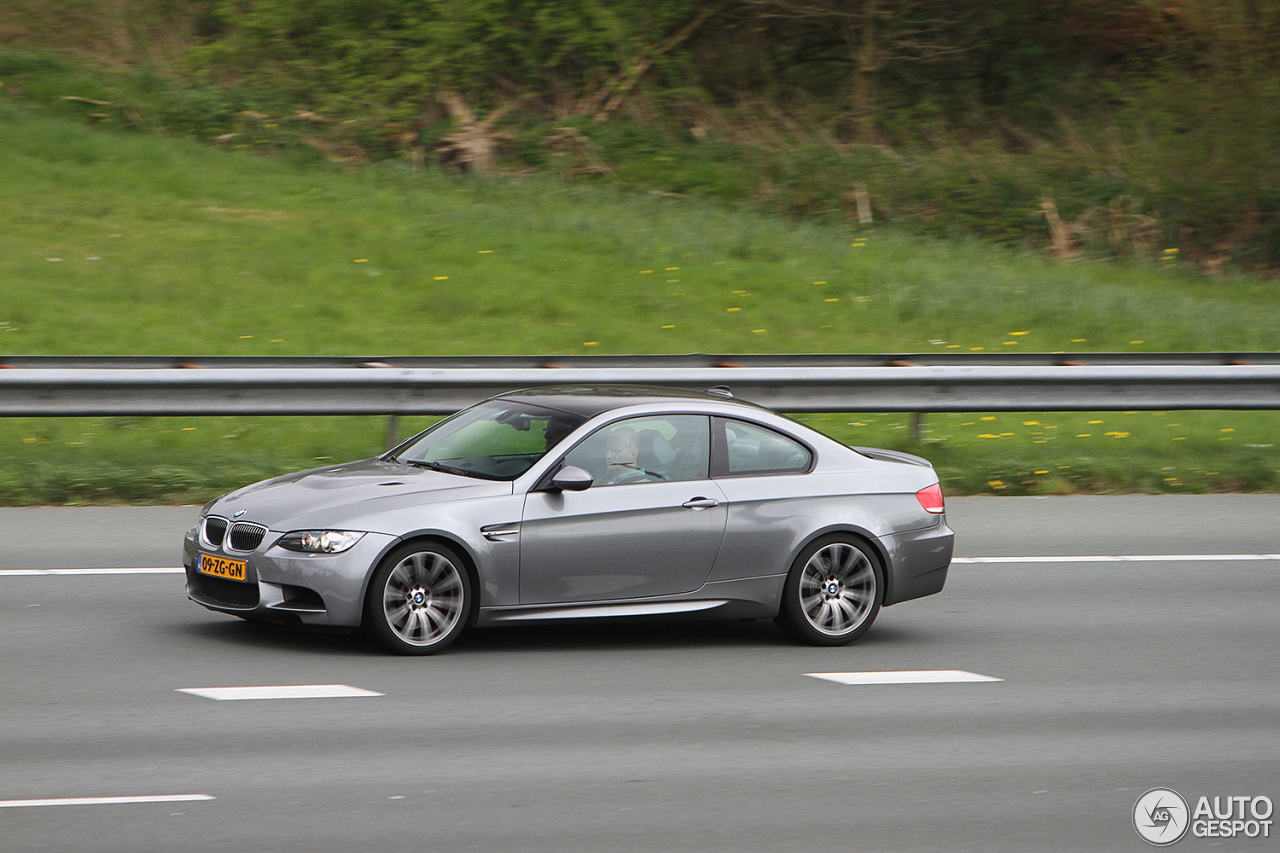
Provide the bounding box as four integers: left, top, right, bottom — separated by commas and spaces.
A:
399, 459, 473, 477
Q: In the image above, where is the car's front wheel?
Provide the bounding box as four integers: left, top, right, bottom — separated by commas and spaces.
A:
364, 542, 471, 655
776, 535, 883, 646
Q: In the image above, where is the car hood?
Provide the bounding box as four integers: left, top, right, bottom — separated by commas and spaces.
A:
208, 458, 514, 532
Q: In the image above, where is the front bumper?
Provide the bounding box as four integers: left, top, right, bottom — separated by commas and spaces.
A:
183, 527, 398, 628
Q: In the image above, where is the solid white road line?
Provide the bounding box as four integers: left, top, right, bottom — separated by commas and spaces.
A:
4, 556, 1279, 577
952, 554, 1280, 564
806, 670, 1003, 685
6, 556, 1280, 578
0, 794, 214, 809
0, 567, 184, 576
176, 684, 384, 701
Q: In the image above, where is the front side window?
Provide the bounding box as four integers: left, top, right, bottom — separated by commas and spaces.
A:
561, 415, 710, 487
717, 418, 812, 475
390, 401, 584, 480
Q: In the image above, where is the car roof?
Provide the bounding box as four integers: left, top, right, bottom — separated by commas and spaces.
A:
492, 385, 771, 418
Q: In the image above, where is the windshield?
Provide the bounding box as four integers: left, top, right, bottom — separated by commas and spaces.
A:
387, 400, 585, 481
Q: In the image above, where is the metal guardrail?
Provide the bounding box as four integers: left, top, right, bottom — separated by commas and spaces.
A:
3, 353, 1278, 369
2, 355, 1280, 416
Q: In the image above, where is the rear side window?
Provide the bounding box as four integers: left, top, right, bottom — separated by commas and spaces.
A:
714, 418, 812, 476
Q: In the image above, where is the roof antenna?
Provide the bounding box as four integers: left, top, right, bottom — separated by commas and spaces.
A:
706, 385, 734, 398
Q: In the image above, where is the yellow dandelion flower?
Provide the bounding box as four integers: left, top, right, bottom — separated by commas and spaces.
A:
661, 325, 675, 329
727, 307, 741, 312
1221, 428, 1235, 432
1010, 331, 1029, 336
814, 281, 827, 285
1023, 421, 1040, 426
434, 276, 449, 280
639, 270, 653, 274
353, 259, 368, 263
583, 341, 598, 346
752, 329, 766, 334
478, 250, 493, 254
666, 267, 679, 271
980, 416, 997, 421
824, 298, 839, 303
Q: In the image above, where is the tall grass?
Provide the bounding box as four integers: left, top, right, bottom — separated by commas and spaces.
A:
2, 105, 1279, 503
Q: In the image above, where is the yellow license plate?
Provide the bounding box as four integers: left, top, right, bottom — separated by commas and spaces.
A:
198, 553, 247, 581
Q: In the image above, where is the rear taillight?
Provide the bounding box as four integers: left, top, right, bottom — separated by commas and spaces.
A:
916, 483, 945, 514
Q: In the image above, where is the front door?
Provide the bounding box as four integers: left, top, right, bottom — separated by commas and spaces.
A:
519, 415, 727, 604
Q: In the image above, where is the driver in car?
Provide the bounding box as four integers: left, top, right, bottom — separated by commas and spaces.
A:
542, 415, 578, 452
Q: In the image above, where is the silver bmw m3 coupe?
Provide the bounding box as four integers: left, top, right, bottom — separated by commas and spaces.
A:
184, 385, 954, 654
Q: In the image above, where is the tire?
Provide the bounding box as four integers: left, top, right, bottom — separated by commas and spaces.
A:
364, 541, 471, 655
776, 534, 883, 646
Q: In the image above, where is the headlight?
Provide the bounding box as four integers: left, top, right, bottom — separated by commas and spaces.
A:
277, 530, 365, 554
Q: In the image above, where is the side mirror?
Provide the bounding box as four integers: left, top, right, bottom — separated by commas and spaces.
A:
550, 466, 593, 492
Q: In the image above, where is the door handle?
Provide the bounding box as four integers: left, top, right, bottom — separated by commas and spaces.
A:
682, 497, 720, 509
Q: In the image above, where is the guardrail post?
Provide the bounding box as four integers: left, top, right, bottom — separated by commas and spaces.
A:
385, 415, 401, 450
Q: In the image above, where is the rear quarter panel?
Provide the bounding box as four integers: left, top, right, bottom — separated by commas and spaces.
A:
706, 466, 940, 583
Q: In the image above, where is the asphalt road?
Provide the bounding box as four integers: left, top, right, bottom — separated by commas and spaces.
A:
1, 497, 1277, 852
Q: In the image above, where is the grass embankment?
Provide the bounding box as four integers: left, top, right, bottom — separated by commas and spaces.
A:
2, 104, 1279, 503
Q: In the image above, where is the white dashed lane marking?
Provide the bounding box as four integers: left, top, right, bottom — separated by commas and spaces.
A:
953, 554, 1280, 564
0, 794, 214, 809
177, 684, 384, 701
806, 670, 1003, 685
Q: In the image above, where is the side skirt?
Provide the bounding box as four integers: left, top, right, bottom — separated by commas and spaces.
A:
476, 575, 784, 627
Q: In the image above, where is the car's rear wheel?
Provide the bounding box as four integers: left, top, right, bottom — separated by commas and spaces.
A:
777, 535, 883, 646
364, 542, 470, 655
